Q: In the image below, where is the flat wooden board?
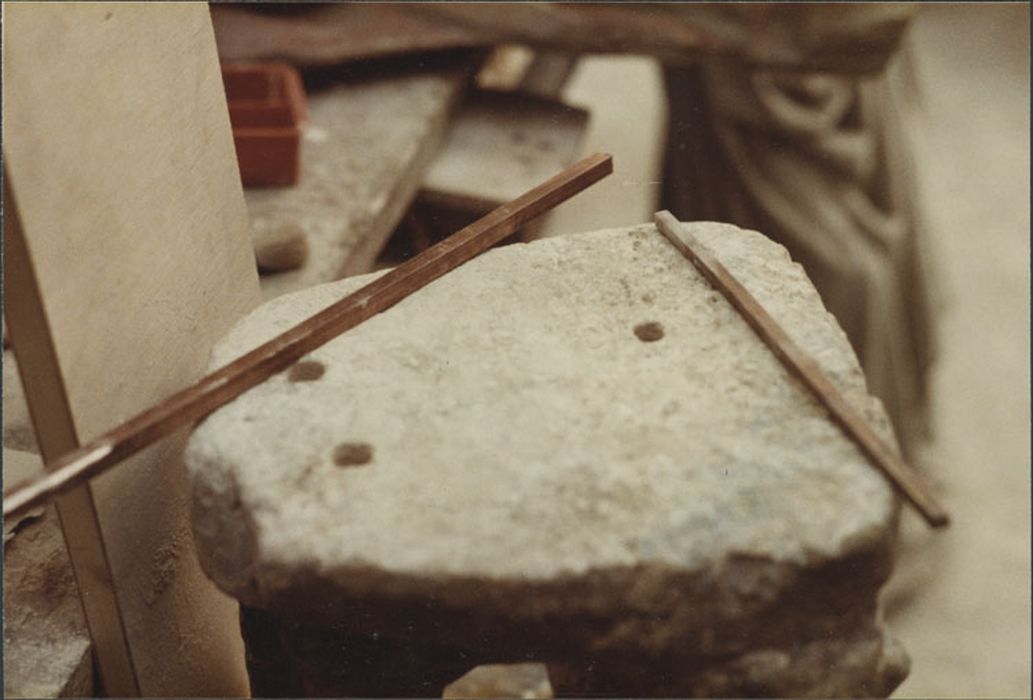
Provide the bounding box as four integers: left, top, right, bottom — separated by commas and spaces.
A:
2, 3, 258, 694
211, 4, 910, 74
419, 90, 590, 215
655, 211, 947, 527
211, 4, 490, 66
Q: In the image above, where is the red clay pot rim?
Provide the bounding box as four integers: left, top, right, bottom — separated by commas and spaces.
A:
222, 61, 309, 130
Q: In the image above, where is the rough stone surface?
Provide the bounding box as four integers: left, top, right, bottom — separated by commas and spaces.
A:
3, 449, 95, 698
186, 222, 907, 696
248, 61, 469, 301
444, 663, 553, 699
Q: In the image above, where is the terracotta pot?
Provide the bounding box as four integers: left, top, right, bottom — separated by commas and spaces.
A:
222, 62, 308, 188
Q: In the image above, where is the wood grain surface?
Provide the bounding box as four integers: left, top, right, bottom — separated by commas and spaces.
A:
2, 4, 259, 694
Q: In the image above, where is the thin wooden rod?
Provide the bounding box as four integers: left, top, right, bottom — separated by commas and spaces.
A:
654, 210, 949, 528
4, 173, 142, 695
4, 153, 613, 519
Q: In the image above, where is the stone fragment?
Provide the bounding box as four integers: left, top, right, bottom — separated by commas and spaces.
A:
3, 449, 95, 698
254, 223, 309, 273
186, 222, 907, 696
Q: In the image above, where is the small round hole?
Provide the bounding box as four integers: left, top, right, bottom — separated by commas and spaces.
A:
634, 322, 665, 342
333, 442, 373, 468
289, 361, 325, 382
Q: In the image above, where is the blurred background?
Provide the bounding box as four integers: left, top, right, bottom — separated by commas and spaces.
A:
548, 5, 1029, 696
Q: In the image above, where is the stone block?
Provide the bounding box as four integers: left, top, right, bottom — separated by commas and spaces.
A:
186, 222, 908, 696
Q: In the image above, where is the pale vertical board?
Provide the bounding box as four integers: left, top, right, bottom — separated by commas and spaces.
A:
3, 175, 140, 695
2, 3, 259, 695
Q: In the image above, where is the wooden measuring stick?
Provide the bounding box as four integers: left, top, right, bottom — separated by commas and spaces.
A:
4, 153, 613, 520
654, 211, 949, 528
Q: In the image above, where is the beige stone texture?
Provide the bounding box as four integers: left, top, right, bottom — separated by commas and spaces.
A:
3, 449, 94, 698
187, 222, 907, 695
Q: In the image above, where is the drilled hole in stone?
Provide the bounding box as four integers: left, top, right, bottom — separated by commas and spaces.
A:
634, 321, 665, 342
333, 442, 373, 468
288, 361, 325, 382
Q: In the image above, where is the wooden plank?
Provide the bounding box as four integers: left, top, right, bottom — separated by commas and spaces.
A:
3, 348, 38, 454
210, 4, 911, 75
654, 211, 949, 528
4, 154, 614, 521
3, 448, 95, 698
247, 56, 477, 300
419, 89, 590, 215
401, 89, 590, 256
2, 4, 260, 695
427, 47, 579, 236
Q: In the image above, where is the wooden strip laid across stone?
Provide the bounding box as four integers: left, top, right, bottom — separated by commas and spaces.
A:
185, 222, 910, 697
